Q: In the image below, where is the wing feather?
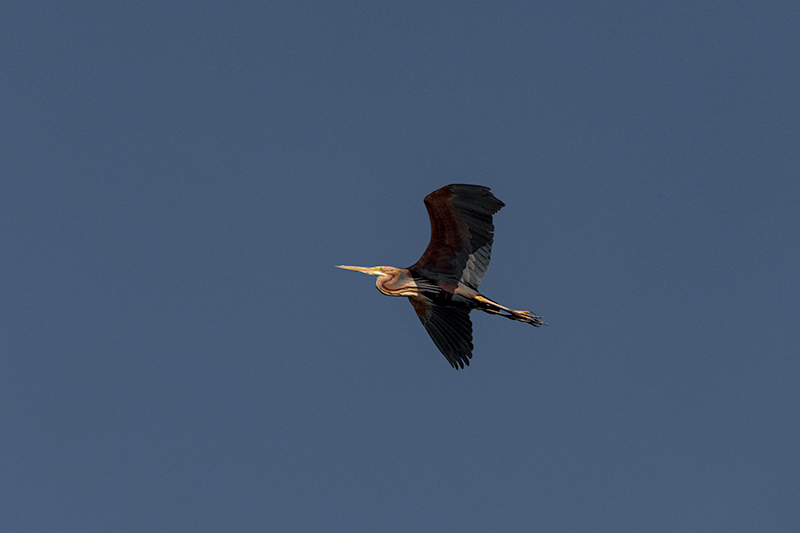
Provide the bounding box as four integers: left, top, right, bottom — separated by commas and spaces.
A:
410, 299, 474, 369
410, 184, 504, 289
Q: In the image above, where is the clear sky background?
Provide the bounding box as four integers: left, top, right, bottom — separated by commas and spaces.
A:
2, 2, 799, 531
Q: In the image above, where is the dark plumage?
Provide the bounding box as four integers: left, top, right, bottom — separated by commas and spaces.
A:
337, 184, 544, 369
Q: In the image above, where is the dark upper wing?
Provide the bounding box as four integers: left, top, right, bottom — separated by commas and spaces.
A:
409, 184, 504, 290
410, 299, 474, 369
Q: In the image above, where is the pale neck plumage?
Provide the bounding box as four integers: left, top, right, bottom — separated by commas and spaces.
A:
375, 267, 421, 297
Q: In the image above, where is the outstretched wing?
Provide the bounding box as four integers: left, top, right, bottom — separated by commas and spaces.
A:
410, 299, 474, 369
409, 184, 504, 290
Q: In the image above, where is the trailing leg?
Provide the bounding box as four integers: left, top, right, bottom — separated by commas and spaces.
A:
473, 295, 546, 326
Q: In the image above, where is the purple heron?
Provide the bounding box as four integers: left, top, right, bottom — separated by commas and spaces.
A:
337, 184, 545, 369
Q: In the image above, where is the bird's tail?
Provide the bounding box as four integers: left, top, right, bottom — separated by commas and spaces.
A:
473, 295, 547, 326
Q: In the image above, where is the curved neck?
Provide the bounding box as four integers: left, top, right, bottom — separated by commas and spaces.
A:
376, 268, 416, 297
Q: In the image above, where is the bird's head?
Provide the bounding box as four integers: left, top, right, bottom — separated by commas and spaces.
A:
336, 265, 411, 297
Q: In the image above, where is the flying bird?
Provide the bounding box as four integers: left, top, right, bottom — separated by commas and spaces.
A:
337, 184, 545, 369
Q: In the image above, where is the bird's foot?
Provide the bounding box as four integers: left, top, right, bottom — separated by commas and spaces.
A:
510, 309, 547, 327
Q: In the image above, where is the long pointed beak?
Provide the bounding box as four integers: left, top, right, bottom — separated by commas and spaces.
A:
336, 265, 374, 274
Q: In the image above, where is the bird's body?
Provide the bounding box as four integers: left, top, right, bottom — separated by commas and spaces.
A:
338, 184, 544, 369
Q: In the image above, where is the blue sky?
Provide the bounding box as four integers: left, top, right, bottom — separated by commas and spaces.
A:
2, 1, 799, 531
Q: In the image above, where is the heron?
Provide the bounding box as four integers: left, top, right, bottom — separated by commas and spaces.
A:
337, 184, 545, 369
